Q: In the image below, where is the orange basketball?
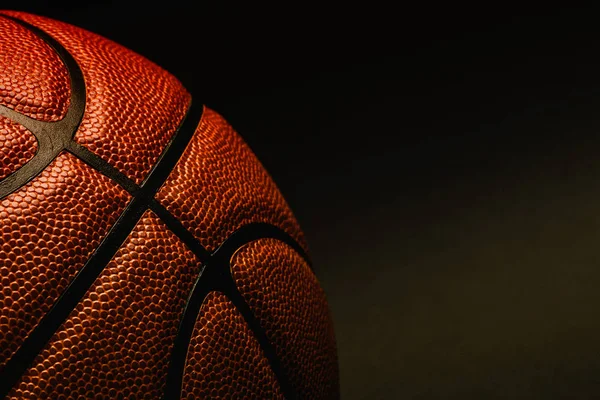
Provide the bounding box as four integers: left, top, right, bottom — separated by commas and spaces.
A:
0, 11, 339, 399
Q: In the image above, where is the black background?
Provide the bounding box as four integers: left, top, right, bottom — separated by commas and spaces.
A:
10, 2, 600, 398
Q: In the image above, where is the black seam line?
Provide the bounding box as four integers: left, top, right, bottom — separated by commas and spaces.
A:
149, 200, 211, 261
0, 100, 204, 398
137, 103, 202, 194
0, 196, 145, 399
0, 14, 85, 200
162, 222, 309, 400
65, 141, 140, 195
223, 275, 298, 400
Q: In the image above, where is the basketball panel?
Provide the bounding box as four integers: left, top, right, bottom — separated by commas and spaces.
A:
0, 15, 70, 122
181, 290, 285, 399
156, 107, 307, 252
0, 117, 37, 180
231, 238, 340, 399
1, 11, 191, 185
7, 210, 203, 399
0, 153, 130, 370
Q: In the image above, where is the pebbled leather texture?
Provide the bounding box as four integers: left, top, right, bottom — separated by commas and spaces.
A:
0, 153, 131, 373
181, 291, 285, 400
232, 239, 340, 400
1, 11, 191, 185
156, 107, 307, 253
0, 117, 37, 180
0, 16, 70, 122
7, 211, 203, 399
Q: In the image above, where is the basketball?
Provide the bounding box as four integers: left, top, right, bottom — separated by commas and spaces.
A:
0, 10, 339, 399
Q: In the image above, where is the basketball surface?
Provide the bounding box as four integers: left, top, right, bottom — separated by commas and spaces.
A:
0, 10, 339, 399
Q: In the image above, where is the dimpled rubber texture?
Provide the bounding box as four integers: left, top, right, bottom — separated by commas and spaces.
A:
0, 117, 37, 181
8, 211, 203, 399
2, 11, 191, 185
231, 239, 340, 399
181, 291, 285, 400
0, 152, 130, 370
156, 107, 307, 252
0, 15, 70, 122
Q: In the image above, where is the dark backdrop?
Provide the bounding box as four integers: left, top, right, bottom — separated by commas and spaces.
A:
12, 3, 600, 398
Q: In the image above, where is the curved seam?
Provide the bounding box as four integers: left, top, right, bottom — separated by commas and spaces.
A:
161, 223, 309, 400
0, 14, 86, 200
